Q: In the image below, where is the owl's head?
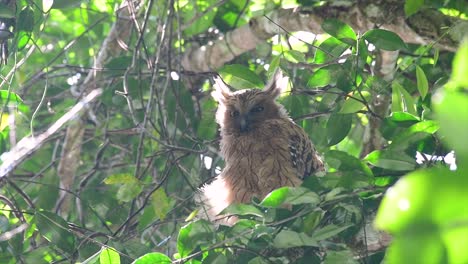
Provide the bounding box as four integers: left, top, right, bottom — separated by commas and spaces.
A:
212, 70, 289, 134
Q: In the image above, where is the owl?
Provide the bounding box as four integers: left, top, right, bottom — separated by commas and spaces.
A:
201, 69, 324, 223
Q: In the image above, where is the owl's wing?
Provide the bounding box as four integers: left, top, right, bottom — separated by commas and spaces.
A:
287, 122, 324, 179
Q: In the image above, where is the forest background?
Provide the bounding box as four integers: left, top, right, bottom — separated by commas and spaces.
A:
0, 0, 467, 263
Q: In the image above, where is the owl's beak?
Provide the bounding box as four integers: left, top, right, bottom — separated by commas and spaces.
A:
240, 116, 249, 132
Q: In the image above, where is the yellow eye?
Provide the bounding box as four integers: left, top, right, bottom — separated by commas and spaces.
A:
250, 106, 264, 113
230, 110, 240, 117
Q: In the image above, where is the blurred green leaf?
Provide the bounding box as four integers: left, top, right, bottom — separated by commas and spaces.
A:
100, 247, 120, 264
183, 0, 217, 36
363, 29, 407, 51
0, 90, 24, 106
284, 50, 306, 63
450, 41, 468, 88
104, 174, 139, 184
322, 19, 356, 46
104, 174, 143, 203
17, 31, 31, 50
338, 91, 371, 113
177, 220, 215, 257
376, 167, 468, 262
260, 187, 289, 207
385, 231, 447, 264
388, 120, 439, 151
312, 224, 352, 240
392, 82, 417, 115
433, 41, 468, 162
404, 0, 424, 17
365, 150, 416, 171
415, 65, 429, 99
151, 189, 171, 221
260, 187, 319, 207
0, 4, 15, 18
35, 211, 75, 253
326, 114, 352, 146
324, 250, 358, 264
132, 252, 172, 264
389, 112, 420, 122
314, 37, 349, 63
376, 168, 468, 232
51, 0, 82, 9
221, 204, 264, 218
17, 7, 34, 32
308, 65, 340, 88
273, 230, 318, 248
219, 64, 264, 89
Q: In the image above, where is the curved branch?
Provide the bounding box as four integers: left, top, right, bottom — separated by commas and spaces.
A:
182, 4, 467, 72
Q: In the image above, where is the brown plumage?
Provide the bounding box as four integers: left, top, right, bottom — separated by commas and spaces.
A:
201, 69, 324, 223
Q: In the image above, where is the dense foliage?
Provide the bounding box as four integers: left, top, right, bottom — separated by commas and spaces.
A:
0, 0, 467, 263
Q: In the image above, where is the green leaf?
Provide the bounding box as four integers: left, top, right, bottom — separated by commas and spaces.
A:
104, 174, 139, 184
247, 257, 271, 264
105, 174, 143, 203
326, 114, 352, 146
100, 247, 120, 264
259, 187, 289, 207
392, 83, 404, 112
17, 31, 32, 50
273, 230, 318, 248
392, 82, 417, 115
284, 187, 320, 205
321, 19, 356, 46
260, 187, 320, 207
219, 64, 264, 89
389, 112, 420, 122
51, 0, 82, 9
433, 41, 468, 162
284, 50, 306, 63
116, 183, 143, 203
376, 167, 468, 236
183, 0, 217, 36
35, 211, 75, 253
314, 37, 350, 63
324, 251, 359, 264
434, 91, 468, 161
364, 150, 416, 171
415, 65, 429, 99
150, 189, 171, 220
0, 4, 15, 18
389, 120, 439, 151
221, 204, 264, 218
325, 150, 372, 175
404, 0, 424, 17
17, 7, 34, 32
0, 91, 23, 106
385, 231, 448, 264
312, 224, 352, 241
338, 91, 371, 113
177, 220, 215, 257
450, 40, 468, 88
363, 29, 407, 51
433, 48, 439, 66
132, 252, 171, 264
308, 65, 338, 88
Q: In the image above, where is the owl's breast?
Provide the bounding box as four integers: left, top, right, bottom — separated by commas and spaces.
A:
220, 119, 302, 202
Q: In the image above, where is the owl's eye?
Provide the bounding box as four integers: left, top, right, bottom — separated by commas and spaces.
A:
250, 106, 264, 113
230, 110, 240, 117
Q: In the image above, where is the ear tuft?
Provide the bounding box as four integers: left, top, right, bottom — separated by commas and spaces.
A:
211, 75, 232, 103
264, 69, 287, 98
